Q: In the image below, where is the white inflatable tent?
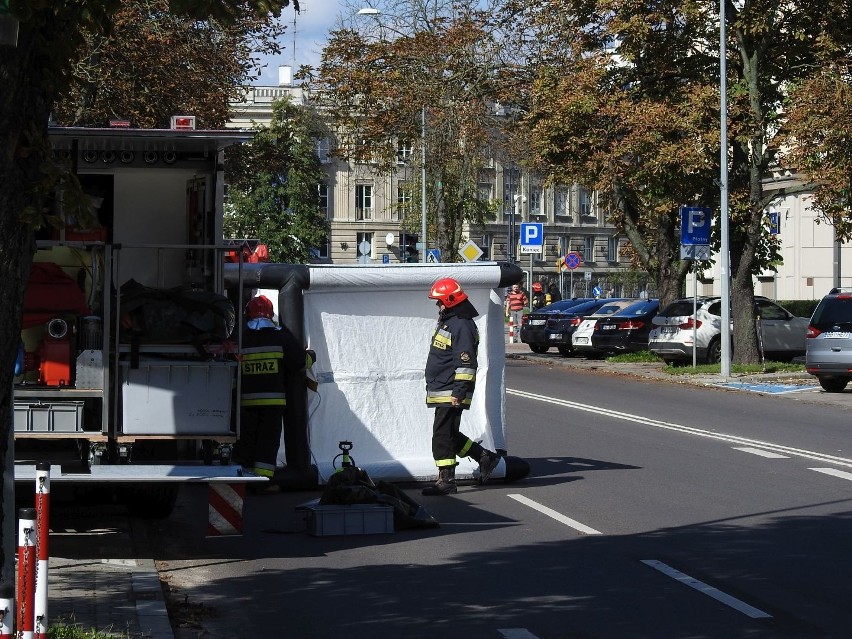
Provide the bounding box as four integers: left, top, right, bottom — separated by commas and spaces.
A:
226, 261, 527, 486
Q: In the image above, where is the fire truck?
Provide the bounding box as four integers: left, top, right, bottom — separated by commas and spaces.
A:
13, 120, 261, 518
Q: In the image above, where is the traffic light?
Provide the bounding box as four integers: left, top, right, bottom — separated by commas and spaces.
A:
399, 232, 419, 263
404, 234, 419, 263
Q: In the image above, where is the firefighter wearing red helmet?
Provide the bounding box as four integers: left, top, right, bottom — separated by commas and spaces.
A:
423, 278, 500, 495
531, 281, 547, 309
239, 294, 314, 480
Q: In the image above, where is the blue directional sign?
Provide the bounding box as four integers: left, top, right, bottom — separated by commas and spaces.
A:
769, 211, 780, 235
519, 222, 544, 254
680, 207, 711, 245
592, 285, 602, 297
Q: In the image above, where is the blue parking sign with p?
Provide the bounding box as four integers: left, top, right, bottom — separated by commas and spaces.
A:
680, 207, 711, 245
520, 222, 544, 246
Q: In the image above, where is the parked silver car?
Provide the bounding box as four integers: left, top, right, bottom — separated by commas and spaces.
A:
649, 296, 808, 364
806, 289, 852, 392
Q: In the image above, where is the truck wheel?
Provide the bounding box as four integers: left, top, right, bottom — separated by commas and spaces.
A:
124, 484, 179, 519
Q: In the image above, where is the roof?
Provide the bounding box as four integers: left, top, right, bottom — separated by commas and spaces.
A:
49, 126, 254, 155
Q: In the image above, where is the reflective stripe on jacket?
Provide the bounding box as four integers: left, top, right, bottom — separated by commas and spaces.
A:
425, 315, 479, 409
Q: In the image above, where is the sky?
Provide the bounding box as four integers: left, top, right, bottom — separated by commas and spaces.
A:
253, 0, 348, 86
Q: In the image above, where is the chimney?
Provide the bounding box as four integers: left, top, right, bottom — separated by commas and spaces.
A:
278, 65, 293, 87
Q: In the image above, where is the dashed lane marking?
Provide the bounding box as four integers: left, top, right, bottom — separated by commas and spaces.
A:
498, 630, 541, 639
507, 388, 852, 468
508, 494, 602, 535
732, 447, 790, 459
810, 468, 852, 482
641, 560, 773, 619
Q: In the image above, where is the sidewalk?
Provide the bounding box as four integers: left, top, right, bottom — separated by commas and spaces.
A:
47, 507, 173, 639
503, 338, 815, 387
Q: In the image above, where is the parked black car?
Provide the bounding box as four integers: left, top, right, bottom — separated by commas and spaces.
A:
520, 298, 593, 353
591, 299, 660, 354
545, 298, 630, 357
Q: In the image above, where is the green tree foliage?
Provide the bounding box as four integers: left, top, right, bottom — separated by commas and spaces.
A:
501, 0, 852, 363
785, 65, 852, 241
224, 98, 330, 263
303, 0, 499, 260
0, 0, 294, 589
52, 0, 287, 129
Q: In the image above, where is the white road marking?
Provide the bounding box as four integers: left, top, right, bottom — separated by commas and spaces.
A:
810, 467, 852, 482
641, 560, 773, 619
508, 494, 602, 535
508, 388, 852, 468
498, 630, 541, 639
732, 447, 789, 459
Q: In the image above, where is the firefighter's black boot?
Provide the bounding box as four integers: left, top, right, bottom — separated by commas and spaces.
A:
422, 466, 457, 496
477, 450, 500, 485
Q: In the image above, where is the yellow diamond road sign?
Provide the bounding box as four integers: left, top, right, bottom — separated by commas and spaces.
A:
459, 240, 484, 263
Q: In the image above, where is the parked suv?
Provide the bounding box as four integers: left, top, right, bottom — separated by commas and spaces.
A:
806, 289, 852, 392
648, 296, 808, 364
520, 298, 593, 353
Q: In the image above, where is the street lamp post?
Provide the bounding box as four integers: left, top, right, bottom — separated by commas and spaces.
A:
358, 7, 428, 263
719, 0, 731, 377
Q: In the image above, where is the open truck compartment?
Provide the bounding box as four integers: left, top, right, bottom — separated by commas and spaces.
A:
13, 126, 256, 510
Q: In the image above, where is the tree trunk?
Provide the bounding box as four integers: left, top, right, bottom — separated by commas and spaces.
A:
0, 15, 61, 588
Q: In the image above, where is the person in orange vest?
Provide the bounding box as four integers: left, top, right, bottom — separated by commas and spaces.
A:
504, 283, 528, 332
238, 295, 315, 479
422, 278, 500, 495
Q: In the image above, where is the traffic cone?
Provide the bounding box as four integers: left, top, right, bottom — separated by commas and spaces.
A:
508, 317, 515, 343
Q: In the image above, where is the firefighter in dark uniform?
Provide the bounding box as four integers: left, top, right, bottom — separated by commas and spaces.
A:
239, 295, 314, 478
423, 277, 500, 496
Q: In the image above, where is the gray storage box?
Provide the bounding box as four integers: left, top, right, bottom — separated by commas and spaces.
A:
303, 502, 394, 536
120, 361, 235, 435
14, 402, 84, 432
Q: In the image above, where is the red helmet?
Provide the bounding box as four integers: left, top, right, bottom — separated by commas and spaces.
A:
532, 282, 543, 292
245, 295, 274, 320
428, 278, 468, 308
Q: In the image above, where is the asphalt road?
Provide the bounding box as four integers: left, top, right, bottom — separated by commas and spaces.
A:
145, 359, 852, 639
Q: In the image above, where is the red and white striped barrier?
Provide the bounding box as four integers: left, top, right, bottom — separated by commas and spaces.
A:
34, 463, 50, 639
0, 585, 13, 638
16, 508, 36, 639
508, 318, 515, 343
206, 483, 246, 537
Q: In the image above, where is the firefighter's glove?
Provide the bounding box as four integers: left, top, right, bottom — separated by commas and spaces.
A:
305, 349, 316, 369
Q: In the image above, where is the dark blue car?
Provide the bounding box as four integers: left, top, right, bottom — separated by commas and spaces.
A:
591, 299, 660, 354
545, 298, 631, 356
519, 298, 594, 353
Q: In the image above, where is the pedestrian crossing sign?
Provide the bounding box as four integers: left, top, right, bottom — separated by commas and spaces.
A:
427, 249, 441, 263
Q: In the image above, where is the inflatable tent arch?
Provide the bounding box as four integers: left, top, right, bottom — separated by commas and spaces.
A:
224, 261, 530, 489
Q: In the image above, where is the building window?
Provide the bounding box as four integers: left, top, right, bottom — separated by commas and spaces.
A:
530, 185, 542, 217
579, 187, 592, 217
396, 183, 412, 221
355, 183, 373, 220
397, 140, 414, 163
356, 231, 374, 261
478, 181, 493, 202
555, 187, 571, 217
315, 138, 331, 163
318, 183, 329, 219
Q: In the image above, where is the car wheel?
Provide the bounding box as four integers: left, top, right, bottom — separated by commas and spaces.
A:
818, 377, 848, 393
705, 337, 722, 364
529, 344, 549, 354
557, 346, 573, 357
